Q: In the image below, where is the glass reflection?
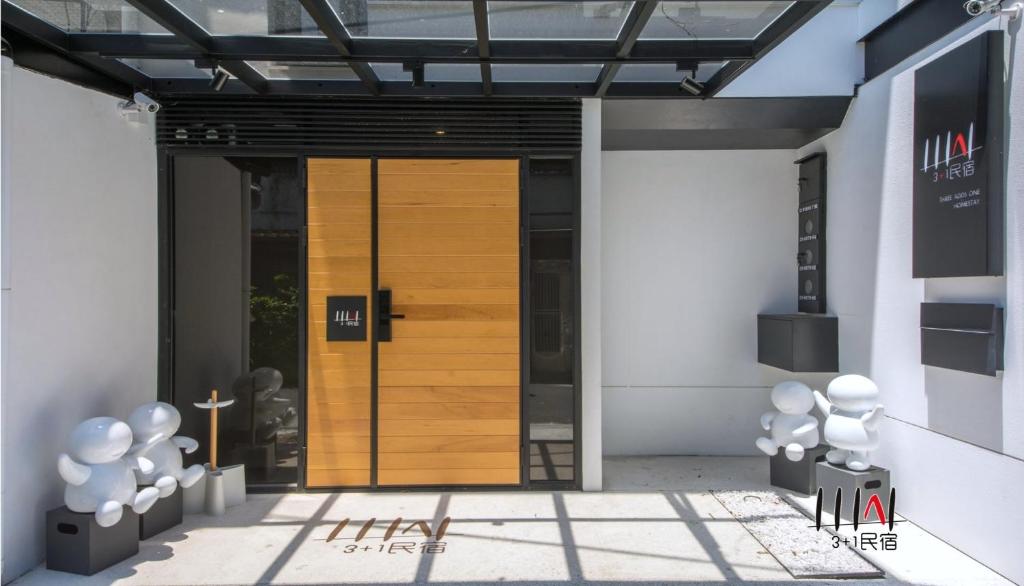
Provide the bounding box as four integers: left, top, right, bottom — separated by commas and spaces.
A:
527, 159, 576, 483
8, 0, 168, 32
489, 1, 632, 40
640, 1, 793, 40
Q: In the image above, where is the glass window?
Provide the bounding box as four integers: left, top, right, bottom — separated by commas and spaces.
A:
369, 62, 408, 82
371, 62, 483, 83
120, 59, 210, 78
170, 0, 323, 36
427, 63, 481, 82
615, 61, 725, 83
527, 158, 576, 484
488, 1, 632, 39
338, 1, 475, 38
8, 0, 169, 33
492, 63, 602, 83
173, 156, 302, 486
639, 1, 792, 40
248, 61, 361, 80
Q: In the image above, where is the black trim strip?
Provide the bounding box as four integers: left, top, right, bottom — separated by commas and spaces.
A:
861, 0, 974, 82
370, 157, 379, 488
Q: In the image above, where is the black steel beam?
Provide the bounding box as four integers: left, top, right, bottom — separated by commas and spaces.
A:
1, 26, 135, 96
861, 0, 974, 81
704, 0, 833, 97
1, 2, 149, 93
472, 0, 492, 95
68, 34, 756, 64
120, 0, 267, 93
296, 0, 380, 94
149, 77, 722, 98
596, 0, 659, 97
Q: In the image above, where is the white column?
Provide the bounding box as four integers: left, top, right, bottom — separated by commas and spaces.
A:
0, 55, 12, 578
580, 98, 603, 491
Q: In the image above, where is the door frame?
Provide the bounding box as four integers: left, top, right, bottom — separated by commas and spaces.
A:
158, 148, 581, 492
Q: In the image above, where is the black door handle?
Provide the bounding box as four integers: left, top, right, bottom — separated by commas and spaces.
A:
377, 290, 404, 341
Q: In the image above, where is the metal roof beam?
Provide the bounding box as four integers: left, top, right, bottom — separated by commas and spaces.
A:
596, 0, 659, 97
296, 0, 380, 94
121, 0, 267, 93
1, 2, 150, 93
472, 0, 492, 95
68, 34, 755, 63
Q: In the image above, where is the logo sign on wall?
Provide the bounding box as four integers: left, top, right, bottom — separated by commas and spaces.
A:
326, 296, 367, 341
912, 32, 1004, 278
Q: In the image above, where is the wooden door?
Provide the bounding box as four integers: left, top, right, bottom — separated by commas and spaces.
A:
306, 159, 373, 487
305, 158, 521, 488
377, 159, 521, 486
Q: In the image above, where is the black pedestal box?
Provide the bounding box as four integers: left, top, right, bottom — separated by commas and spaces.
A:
139, 488, 183, 540
757, 314, 838, 372
46, 506, 139, 575
816, 462, 892, 523
769, 444, 830, 495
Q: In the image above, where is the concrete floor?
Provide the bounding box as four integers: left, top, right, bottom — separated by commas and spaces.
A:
14, 457, 1014, 585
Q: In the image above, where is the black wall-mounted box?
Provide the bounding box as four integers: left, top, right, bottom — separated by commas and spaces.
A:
920, 302, 1004, 376
757, 314, 838, 372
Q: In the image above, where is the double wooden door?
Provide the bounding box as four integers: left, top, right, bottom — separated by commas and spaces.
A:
306, 158, 521, 488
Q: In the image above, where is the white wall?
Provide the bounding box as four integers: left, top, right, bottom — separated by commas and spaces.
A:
795, 12, 1024, 584
0, 62, 158, 582
601, 150, 833, 456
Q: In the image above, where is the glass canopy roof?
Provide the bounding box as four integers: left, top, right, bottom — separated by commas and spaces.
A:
1, 0, 819, 97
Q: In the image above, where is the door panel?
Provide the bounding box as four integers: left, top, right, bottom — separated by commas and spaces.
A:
306, 158, 373, 488
305, 157, 521, 488
377, 159, 521, 486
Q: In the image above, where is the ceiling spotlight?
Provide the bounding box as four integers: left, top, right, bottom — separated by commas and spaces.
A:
679, 76, 705, 96
210, 65, 230, 91
676, 60, 704, 96
404, 61, 425, 88
434, 128, 446, 136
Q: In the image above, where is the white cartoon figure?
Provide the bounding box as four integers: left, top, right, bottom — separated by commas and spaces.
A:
813, 374, 884, 471
57, 417, 161, 527
128, 402, 205, 497
755, 381, 820, 461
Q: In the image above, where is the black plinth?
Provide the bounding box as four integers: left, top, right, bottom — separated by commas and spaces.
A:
139, 488, 183, 540
816, 462, 892, 523
769, 444, 830, 495
230, 437, 277, 472
46, 506, 139, 575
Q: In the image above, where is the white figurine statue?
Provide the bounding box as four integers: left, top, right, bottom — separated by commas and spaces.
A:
57, 417, 161, 527
128, 402, 205, 497
813, 375, 885, 471
755, 381, 820, 461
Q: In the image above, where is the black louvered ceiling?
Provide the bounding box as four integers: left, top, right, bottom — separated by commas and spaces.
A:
157, 97, 581, 153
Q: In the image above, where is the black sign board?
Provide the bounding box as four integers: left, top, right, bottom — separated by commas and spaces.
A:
326, 296, 367, 341
913, 32, 1004, 278
796, 153, 827, 313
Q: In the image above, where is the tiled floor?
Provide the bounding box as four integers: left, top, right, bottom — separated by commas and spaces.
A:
13, 457, 1014, 585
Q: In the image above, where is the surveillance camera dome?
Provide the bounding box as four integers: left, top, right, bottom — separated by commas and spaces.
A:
963, 0, 1001, 16
132, 92, 161, 113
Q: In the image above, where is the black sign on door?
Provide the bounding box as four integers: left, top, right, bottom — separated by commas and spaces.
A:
326, 296, 367, 341
913, 32, 1004, 278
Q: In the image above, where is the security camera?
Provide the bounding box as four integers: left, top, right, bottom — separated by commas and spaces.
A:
119, 92, 160, 117
132, 92, 161, 113
964, 0, 1002, 16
